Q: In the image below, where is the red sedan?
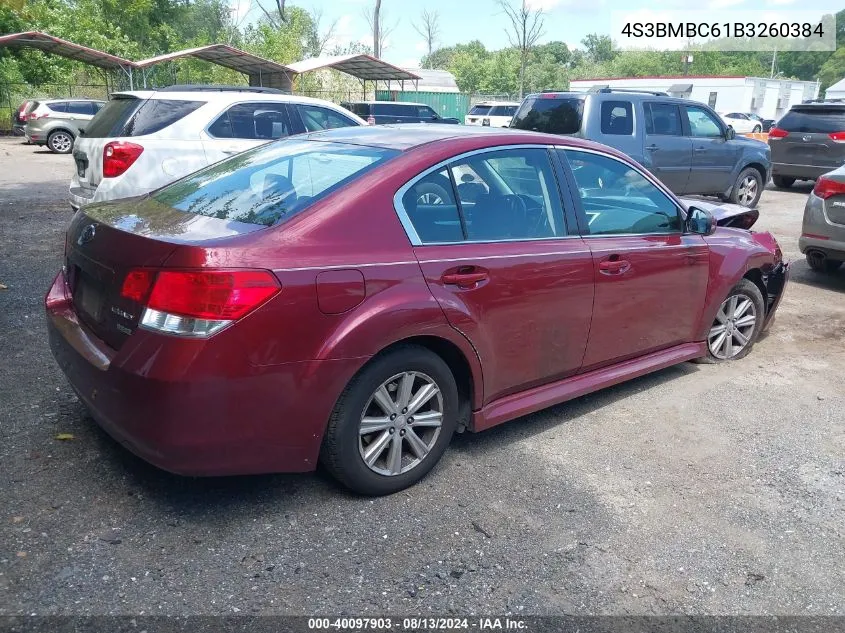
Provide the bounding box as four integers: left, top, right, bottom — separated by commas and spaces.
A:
46, 125, 789, 495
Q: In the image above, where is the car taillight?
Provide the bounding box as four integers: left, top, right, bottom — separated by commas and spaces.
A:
813, 176, 845, 200
103, 141, 144, 178
367, 115, 376, 125
829, 131, 845, 142
768, 127, 789, 138
121, 269, 280, 338
28, 112, 48, 120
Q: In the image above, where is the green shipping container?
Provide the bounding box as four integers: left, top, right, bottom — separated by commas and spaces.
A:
375, 90, 470, 121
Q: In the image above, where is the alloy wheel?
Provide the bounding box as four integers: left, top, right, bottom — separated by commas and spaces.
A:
708, 294, 758, 359
418, 192, 444, 205
49, 132, 73, 153
736, 175, 758, 207
358, 371, 443, 476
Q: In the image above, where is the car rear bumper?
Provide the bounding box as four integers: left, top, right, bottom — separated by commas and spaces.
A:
45, 269, 358, 476
772, 163, 831, 180
799, 235, 845, 259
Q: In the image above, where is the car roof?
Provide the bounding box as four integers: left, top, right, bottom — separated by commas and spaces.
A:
344, 101, 428, 106
300, 122, 614, 153
111, 90, 355, 107
528, 91, 696, 106
36, 98, 105, 103
473, 101, 521, 106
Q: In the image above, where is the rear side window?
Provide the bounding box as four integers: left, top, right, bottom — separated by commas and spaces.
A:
296, 105, 357, 132
66, 102, 95, 115
469, 105, 492, 116
83, 97, 142, 138
342, 102, 370, 117
600, 101, 633, 135
510, 97, 583, 135
47, 102, 68, 113
151, 140, 397, 227
123, 99, 204, 136
489, 105, 518, 117
778, 108, 845, 133
208, 102, 292, 140
645, 103, 683, 136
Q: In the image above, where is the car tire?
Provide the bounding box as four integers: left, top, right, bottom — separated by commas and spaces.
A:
806, 252, 843, 273
320, 345, 459, 496
700, 279, 766, 363
414, 179, 452, 205
772, 176, 795, 189
753, 125, 762, 133
730, 167, 763, 207
46, 130, 74, 154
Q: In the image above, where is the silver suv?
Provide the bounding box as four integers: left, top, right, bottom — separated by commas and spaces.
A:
24, 99, 105, 154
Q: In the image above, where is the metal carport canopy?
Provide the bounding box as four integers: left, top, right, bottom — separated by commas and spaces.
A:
0, 31, 135, 70
286, 54, 420, 83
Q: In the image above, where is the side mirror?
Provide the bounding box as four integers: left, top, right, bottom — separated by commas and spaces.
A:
725, 126, 736, 140
78, 129, 85, 137
687, 206, 717, 236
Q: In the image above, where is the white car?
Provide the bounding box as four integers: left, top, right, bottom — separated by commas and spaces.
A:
69, 86, 367, 210
719, 112, 763, 134
464, 101, 521, 127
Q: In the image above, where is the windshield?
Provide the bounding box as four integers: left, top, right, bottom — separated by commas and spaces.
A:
510, 97, 583, 134
152, 140, 399, 227
84, 96, 142, 138
469, 105, 493, 116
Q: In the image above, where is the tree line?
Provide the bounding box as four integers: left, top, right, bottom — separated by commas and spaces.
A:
1, 0, 844, 97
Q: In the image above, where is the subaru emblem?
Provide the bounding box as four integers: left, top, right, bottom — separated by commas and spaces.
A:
78, 224, 96, 245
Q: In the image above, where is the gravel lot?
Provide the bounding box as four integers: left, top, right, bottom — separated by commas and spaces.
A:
1, 136, 843, 618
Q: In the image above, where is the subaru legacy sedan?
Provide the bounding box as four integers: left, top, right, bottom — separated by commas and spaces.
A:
46, 125, 789, 495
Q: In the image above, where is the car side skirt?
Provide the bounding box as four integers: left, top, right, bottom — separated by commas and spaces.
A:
472, 342, 706, 432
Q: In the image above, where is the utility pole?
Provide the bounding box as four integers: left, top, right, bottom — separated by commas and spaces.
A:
770, 50, 777, 79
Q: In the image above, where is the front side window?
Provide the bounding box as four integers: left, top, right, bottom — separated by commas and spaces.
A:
645, 103, 683, 136
686, 106, 724, 138
417, 106, 437, 119
208, 102, 291, 140
401, 148, 565, 243
600, 100, 633, 135
297, 105, 357, 132
562, 149, 681, 235
152, 140, 397, 227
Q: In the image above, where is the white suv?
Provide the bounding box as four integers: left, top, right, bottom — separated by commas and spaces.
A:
464, 101, 520, 127
69, 86, 366, 210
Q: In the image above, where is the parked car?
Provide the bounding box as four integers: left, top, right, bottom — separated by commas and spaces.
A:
340, 100, 460, 125
768, 103, 845, 189
464, 102, 520, 127
799, 166, 845, 272
720, 112, 763, 134
747, 113, 775, 133
24, 99, 105, 153
69, 86, 366, 210
12, 100, 33, 137
46, 124, 789, 495
510, 89, 771, 207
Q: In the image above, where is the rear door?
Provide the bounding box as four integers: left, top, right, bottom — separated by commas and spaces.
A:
203, 101, 294, 162
684, 104, 738, 194
641, 102, 692, 194
64, 101, 97, 131
772, 106, 845, 173
559, 147, 709, 370
399, 146, 595, 404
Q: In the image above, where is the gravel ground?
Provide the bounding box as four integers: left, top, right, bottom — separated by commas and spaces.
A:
1, 136, 843, 617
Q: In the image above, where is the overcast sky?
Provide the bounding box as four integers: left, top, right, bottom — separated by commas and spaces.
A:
232, 0, 830, 68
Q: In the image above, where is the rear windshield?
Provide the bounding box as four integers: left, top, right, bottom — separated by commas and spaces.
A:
469, 105, 493, 116
777, 108, 845, 133
489, 105, 518, 116
151, 140, 398, 227
84, 97, 142, 138
510, 97, 583, 134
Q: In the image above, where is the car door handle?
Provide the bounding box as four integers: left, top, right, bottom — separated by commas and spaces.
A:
441, 267, 489, 289
598, 259, 631, 275
694, 147, 707, 152
646, 144, 659, 151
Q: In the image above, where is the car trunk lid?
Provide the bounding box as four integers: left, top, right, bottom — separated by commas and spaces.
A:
771, 106, 845, 170
65, 197, 264, 350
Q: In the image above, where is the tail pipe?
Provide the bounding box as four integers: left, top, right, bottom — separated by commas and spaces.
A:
806, 249, 827, 269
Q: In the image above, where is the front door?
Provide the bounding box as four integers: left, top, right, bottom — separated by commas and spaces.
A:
559, 147, 710, 371
641, 102, 692, 194
398, 146, 595, 404
685, 105, 739, 194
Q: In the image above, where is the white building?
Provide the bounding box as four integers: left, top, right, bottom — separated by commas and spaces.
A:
569, 75, 819, 120
825, 78, 845, 100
